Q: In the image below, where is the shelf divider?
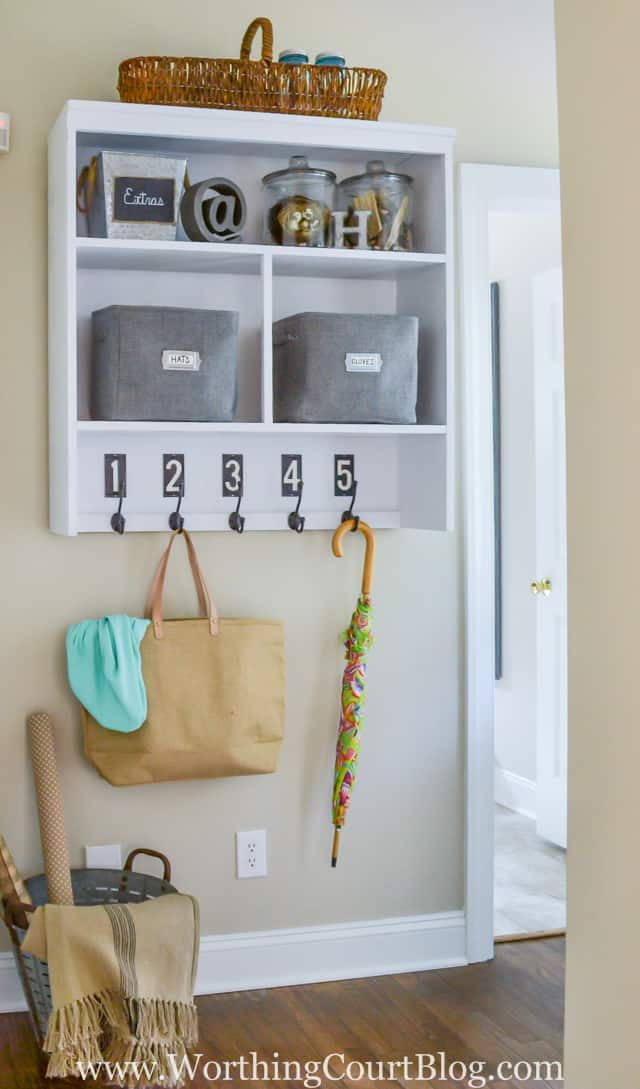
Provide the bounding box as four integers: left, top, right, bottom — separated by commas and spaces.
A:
261, 252, 274, 425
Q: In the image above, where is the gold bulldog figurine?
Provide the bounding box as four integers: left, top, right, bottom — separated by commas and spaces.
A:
269, 195, 331, 247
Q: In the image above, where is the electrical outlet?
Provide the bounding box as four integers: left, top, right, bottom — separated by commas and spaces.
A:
236, 829, 267, 879
85, 844, 122, 870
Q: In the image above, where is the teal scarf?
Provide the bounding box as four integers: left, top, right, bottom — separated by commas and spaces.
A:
66, 615, 150, 733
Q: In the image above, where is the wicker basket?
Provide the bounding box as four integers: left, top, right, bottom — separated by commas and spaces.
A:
118, 17, 387, 121
1, 849, 176, 1048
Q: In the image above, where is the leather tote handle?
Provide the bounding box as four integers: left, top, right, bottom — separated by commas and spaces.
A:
145, 530, 207, 622
145, 529, 219, 639
240, 17, 274, 63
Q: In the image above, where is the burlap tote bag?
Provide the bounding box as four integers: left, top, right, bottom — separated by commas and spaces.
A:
83, 530, 285, 785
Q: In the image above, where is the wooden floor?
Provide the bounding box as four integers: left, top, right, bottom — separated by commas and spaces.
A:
0, 938, 564, 1088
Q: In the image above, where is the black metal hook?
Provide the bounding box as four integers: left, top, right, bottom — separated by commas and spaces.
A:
110, 489, 126, 535
341, 480, 360, 531
229, 491, 245, 534
287, 480, 306, 534
168, 479, 185, 532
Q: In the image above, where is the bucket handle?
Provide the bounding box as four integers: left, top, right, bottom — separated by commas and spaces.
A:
123, 848, 172, 884
2, 894, 35, 931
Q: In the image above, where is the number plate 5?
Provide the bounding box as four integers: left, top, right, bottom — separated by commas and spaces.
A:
334, 454, 355, 497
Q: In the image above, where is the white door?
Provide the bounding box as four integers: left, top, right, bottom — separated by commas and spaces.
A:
532, 267, 568, 848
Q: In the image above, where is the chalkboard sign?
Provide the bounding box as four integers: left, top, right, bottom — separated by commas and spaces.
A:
113, 176, 175, 224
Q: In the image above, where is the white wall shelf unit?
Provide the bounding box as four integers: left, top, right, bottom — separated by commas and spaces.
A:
49, 100, 455, 535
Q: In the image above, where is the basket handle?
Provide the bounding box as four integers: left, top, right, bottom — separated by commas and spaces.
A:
123, 848, 172, 884
240, 17, 274, 64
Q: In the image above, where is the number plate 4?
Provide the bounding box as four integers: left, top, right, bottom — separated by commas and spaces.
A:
281, 454, 302, 497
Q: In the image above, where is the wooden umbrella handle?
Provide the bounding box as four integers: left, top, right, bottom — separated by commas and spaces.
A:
331, 827, 341, 868
332, 519, 376, 596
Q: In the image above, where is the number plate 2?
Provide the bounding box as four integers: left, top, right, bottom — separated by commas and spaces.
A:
163, 454, 185, 497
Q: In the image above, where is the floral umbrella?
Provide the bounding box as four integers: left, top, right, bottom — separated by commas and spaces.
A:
330, 519, 376, 866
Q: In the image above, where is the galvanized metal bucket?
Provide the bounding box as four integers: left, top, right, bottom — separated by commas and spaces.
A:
2, 849, 175, 1045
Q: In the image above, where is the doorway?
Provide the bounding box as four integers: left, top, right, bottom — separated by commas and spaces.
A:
460, 164, 567, 961
489, 212, 567, 939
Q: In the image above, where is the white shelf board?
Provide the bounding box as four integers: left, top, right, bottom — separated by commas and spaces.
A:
78, 510, 402, 533
272, 247, 445, 279
76, 237, 445, 279
69, 100, 455, 159
76, 238, 264, 274
77, 420, 446, 436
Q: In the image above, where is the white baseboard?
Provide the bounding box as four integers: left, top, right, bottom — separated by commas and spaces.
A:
495, 767, 537, 819
193, 911, 466, 995
0, 910, 466, 1013
0, 949, 26, 1013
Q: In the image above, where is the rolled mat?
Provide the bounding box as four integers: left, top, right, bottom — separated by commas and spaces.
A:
0, 832, 32, 907
27, 712, 74, 906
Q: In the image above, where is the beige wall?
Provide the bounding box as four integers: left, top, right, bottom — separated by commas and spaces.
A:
0, 0, 557, 950
556, 2, 640, 1083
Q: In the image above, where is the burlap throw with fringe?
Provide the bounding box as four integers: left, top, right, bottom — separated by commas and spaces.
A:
22, 893, 199, 1087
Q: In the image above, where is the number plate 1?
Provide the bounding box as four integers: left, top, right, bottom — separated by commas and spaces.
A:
104, 453, 126, 498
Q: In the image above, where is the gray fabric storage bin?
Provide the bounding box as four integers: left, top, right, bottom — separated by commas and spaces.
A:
91, 305, 239, 422
273, 312, 419, 424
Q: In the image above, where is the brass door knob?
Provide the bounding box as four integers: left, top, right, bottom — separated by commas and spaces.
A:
530, 578, 552, 596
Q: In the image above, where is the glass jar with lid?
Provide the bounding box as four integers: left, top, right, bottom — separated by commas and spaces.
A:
338, 159, 413, 251
262, 156, 336, 247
